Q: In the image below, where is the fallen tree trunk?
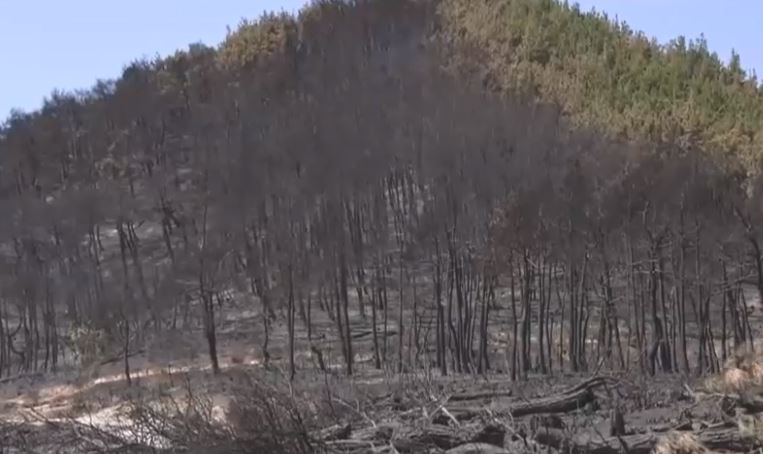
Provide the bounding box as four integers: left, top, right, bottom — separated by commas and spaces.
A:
437, 377, 604, 423
509, 377, 601, 417
391, 423, 506, 453
324, 439, 381, 452
534, 427, 762, 454
449, 390, 514, 402
445, 443, 510, 454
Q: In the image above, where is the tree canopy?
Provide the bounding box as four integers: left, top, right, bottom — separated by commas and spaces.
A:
441, 0, 763, 173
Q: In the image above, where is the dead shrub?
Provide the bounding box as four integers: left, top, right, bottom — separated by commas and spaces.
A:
705, 349, 763, 394
122, 373, 321, 454
224, 373, 319, 454
653, 431, 708, 454
122, 378, 228, 450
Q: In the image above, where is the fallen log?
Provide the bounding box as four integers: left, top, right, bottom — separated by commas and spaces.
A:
510, 384, 596, 417
393, 424, 468, 452
449, 390, 513, 402
351, 423, 396, 443
534, 427, 762, 454
391, 423, 506, 453
325, 438, 382, 452
437, 376, 604, 424
445, 443, 510, 454
513, 377, 605, 417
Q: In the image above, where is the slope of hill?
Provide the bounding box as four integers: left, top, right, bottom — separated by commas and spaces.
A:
441, 0, 763, 171
3, 0, 763, 452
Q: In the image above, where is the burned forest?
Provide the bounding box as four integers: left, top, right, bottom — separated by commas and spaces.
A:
3, 0, 763, 452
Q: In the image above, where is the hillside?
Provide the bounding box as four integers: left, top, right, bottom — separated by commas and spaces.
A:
441, 0, 763, 171
2, 0, 763, 452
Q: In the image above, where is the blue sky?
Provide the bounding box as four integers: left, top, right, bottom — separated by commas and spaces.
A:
574, 0, 762, 75
0, 0, 308, 120
2, 1, 761, 121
